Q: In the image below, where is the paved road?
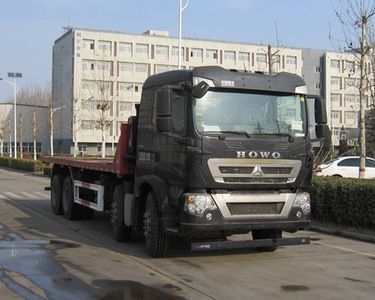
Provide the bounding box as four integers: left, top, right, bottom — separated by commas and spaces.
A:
1, 167, 375, 300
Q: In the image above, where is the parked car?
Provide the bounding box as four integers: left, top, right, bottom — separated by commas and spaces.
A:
314, 156, 375, 178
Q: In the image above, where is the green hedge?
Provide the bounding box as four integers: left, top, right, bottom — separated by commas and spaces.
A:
0, 157, 44, 172
310, 177, 375, 230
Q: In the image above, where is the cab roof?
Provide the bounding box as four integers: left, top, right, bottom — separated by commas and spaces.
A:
143, 66, 306, 94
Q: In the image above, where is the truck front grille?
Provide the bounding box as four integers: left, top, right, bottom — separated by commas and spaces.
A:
227, 202, 285, 215
223, 177, 288, 183
208, 158, 301, 185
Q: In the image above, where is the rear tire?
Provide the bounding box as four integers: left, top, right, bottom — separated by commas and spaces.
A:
62, 176, 81, 220
51, 174, 63, 215
252, 229, 282, 252
143, 192, 169, 257
111, 184, 132, 242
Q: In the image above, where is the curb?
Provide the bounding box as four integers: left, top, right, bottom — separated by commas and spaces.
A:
0, 166, 49, 178
310, 223, 375, 244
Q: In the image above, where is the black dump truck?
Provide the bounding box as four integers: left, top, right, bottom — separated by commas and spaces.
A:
44, 66, 327, 257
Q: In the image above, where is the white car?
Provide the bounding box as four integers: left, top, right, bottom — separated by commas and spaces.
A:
314, 156, 375, 178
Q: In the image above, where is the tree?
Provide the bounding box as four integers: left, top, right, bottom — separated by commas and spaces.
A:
334, 0, 375, 178
83, 52, 115, 158
18, 113, 25, 158
0, 112, 6, 157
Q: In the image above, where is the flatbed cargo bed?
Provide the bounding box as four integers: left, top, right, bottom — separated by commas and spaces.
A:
42, 124, 135, 176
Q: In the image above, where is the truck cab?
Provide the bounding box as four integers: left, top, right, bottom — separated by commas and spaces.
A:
132, 66, 326, 256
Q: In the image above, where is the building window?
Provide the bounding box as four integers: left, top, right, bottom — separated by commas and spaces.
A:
331, 111, 342, 123
331, 94, 342, 107
256, 53, 267, 64
81, 80, 96, 90
118, 82, 133, 92
118, 42, 132, 56
98, 40, 112, 52
81, 101, 95, 111
345, 77, 357, 88
272, 55, 281, 68
81, 121, 95, 130
330, 59, 340, 71
224, 50, 236, 62
78, 144, 87, 152
286, 109, 296, 119
119, 62, 133, 73
135, 44, 149, 57
345, 111, 357, 122
135, 63, 148, 74
171, 47, 184, 60
331, 76, 341, 90
191, 48, 203, 58
83, 39, 94, 50
206, 49, 218, 60
96, 61, 112, 71
345, 94, 359, 107
315, 66, 321, 72
82, 60, 95, 71
155, 64, 170, 74
238, 52, 250, 63
315, 83, 321, 89
155, 45, 169, 59
286, 56, 297, 68
118, 102, 132, 112
345, 60, 355, 72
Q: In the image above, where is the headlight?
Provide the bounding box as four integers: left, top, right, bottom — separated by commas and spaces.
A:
184, 194, 217, 216
192, 76, 215, 87
293, 192, 311, 214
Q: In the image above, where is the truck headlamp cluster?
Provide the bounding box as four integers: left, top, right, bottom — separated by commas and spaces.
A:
184, 194, 217, 216
293, 192, 311, 215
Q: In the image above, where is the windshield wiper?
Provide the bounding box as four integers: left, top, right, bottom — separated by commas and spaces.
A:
256, 132, 296, 142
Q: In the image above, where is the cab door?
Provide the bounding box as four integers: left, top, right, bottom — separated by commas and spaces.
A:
154, 86, 187, 196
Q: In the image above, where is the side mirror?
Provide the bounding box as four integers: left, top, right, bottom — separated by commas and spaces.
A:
315, 124, 329, 139
192, 81, 210, 98
315, 97, 327, 124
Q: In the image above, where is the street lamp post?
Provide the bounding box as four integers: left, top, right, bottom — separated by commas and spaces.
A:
178, 0, 189, 69
50, 106, 65, 157
0, 72, 22, 158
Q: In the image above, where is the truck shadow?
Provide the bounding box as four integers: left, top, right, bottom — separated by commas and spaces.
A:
7, 198, 275, 260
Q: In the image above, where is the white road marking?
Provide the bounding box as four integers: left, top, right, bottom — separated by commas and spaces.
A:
2, 192, 24, 199
314, 240, 375, 258
0, 194, 9, 200
1, 192, 49, 200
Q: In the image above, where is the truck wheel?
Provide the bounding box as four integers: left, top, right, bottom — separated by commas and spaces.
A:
111, 184, 131, 242
62, 177, 81, 220
252, 229, 282, 252
51, 174, 63, 215
143, 192, 169, 257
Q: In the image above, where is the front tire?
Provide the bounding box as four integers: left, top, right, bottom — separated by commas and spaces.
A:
51, 174, 63, 215
111, 184, 131, 242
143, 192, 169, 257
252, 229, 282, 252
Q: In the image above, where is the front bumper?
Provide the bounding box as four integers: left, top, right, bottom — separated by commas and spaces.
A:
180, 219, 310, 234
178, 191, 310, 235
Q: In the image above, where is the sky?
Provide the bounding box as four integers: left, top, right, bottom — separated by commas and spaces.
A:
0, 0, 345, 100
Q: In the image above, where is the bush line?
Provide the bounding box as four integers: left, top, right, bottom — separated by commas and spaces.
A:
0, 157, 46, 173
310, 177, 375, 231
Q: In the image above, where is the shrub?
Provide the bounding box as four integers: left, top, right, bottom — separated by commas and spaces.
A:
310, 176, 375, 230
0, 157, 44, 172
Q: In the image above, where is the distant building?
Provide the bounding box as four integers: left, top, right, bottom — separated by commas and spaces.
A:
52, 27, 303, 155
0, 102, 49, 156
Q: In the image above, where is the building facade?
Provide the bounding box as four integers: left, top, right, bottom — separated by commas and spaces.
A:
0, 103, 49, 156
53, 27, 303, 155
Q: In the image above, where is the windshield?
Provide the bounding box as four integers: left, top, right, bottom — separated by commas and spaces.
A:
193, 90, 306, 137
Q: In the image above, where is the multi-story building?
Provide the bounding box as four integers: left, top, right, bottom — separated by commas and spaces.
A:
53, 27, 303, 155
